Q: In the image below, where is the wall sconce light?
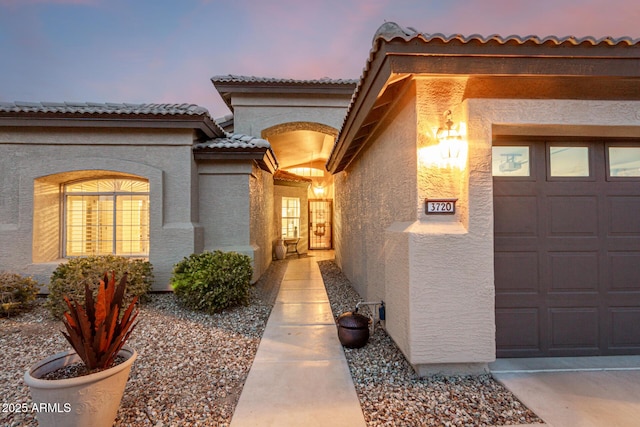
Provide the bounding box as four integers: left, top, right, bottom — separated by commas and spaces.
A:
436, 110, 463, 159
313, 185, 325, 197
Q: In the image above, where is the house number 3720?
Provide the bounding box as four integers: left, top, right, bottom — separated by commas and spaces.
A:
425, 199, 457, 214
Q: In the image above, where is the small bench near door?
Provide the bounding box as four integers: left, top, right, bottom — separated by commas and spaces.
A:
283, 238, 300, 258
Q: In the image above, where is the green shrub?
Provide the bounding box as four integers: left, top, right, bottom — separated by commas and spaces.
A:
0, 272, 40, 316
45, 255, 153, 318
171, 250, 253, 313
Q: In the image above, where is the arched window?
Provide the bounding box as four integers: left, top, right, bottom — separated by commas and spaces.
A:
64, 178, 149, 257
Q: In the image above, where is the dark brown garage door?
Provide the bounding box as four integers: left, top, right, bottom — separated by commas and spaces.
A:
494, 139, 640, 357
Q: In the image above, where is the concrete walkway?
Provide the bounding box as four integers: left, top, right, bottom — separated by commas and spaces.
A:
491, 356, 640, 427
230, 252, 367, 427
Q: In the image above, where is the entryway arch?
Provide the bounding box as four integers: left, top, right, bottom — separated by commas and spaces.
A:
264, 122, 337, 250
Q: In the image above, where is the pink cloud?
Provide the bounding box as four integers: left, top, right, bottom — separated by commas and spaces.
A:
447, 0, 639, 38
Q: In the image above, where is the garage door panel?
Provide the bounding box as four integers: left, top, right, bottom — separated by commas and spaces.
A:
609, 308, 640, 348
547, 196, 598, 236
495, 252, 539, 293
548, 252, 599, 292
495, 139, 640, 357
495, 196, 537, 236
608, 196, 640, 234
496, 308, 540, 352
609, 252, 640, 291
548, 308, 599, 350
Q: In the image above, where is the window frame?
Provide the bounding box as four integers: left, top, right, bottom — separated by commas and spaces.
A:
606, 141, 640, 182
62, 177, 150, 258
546, 141, 596, 182
281, 197, 301, 239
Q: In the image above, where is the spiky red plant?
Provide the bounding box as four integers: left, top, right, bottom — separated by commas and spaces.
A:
61, 272, 139, 372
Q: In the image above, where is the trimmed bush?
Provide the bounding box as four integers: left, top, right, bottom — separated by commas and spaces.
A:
171, 250, 253, 313
0, 272, 40, 316
46, 255, 153, 318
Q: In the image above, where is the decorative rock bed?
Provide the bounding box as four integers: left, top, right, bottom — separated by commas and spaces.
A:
319, 260, 543, 427
1, 259, 541, 426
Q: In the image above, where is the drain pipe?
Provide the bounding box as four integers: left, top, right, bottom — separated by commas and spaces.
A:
355, 301, 385, 334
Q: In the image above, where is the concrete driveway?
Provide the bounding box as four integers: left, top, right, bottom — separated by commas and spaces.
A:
490, 356, 640, 427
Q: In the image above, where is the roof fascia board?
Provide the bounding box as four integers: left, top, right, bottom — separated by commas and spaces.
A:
215, 84, 356, 96
0, 116, 222, 139
274, 179, 310, 188
213, 81, 357, 96
327, 47, 393, 173
386, 52, 640, 77
385, 38, 640, 59
330, 76, 412, 173
194, 149, 277, 173
339, 76, 413, 170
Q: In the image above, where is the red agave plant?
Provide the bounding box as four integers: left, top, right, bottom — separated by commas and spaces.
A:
61, 272, 139, 372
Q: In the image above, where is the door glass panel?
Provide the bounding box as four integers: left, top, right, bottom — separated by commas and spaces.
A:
549, 146, 590, 177
492, 146, 530, 176
609, 147, 640, 177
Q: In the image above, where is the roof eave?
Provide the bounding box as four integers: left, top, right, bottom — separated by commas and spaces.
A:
0, 114, 224, 140
327, 44, 396, 173
193, 148, 278, 174
274, 179, 311, 188
327, 32, 640, 174
211, 77, 358, 113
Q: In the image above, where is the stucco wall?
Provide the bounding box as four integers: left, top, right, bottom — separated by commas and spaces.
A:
197, 160, 274, 281
334, 83, 417, 314
250, 164, 275, 279
335, 75, 640, 374
231, 94, 350, 137
0, 127, 201, 290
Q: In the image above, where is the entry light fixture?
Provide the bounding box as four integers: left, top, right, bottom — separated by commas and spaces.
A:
436, 110, 463, 159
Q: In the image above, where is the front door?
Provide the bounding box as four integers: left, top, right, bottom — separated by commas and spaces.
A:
309, 199, 332, 249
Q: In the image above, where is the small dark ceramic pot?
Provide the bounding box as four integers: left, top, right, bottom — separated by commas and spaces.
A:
336, 311, 370, 348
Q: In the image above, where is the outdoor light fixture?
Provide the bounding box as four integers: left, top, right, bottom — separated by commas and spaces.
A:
436, 110, 463, 159
313, 184, 325, 197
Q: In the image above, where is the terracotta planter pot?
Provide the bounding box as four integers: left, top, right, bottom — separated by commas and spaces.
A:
24, 346, 137, 427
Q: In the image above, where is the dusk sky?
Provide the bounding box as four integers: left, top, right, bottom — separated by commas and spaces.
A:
1, 0, 638, 119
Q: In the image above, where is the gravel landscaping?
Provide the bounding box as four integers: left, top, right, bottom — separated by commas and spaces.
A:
1, 257, 542, 426
0, 260, 285, 427
318, 260, 543, 427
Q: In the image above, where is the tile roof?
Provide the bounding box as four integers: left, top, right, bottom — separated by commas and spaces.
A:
273, 169, 312, 183
193, 133, 278, 173
0, 101, 211, 116
211, 75, 358, 111
0, 101, 223, 139
373, 22, 640, 47
193, 133, 271, 150
211, 75, 358, 86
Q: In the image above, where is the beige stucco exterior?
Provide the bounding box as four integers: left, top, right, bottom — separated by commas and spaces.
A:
216, 79, 355, 256
196, 160, 275, 281
333, 74, 640, 374
230, 94, 349, 139
3, 24, 638, 374
0, 127, 202, 289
